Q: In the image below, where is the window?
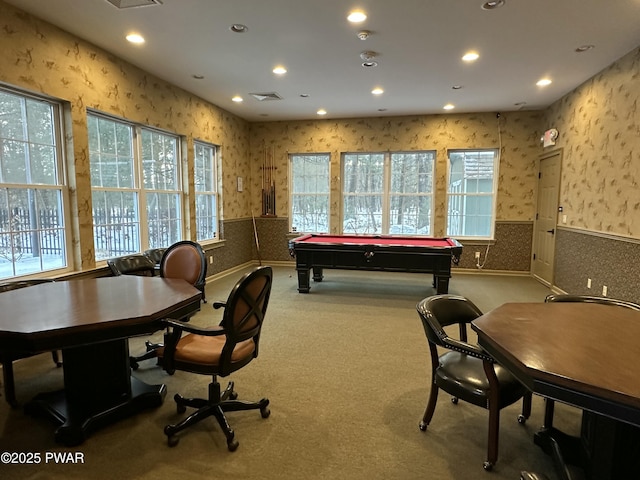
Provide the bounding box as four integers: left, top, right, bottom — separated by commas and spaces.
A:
342, 151, 434, 235
0, 87, 68, 279
194, 141, 219, 241
446, 149, 499, 239
88, 112, 182, 260
290, 153, 330, 233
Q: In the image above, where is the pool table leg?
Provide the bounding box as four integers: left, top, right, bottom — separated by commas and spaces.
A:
434, 276, 449, 294
312, 267, 324, 282
296, 269, 311, 293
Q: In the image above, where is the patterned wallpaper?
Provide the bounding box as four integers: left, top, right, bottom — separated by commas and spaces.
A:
543, 47, 640, 238
3, 0, 639, 282
0, 1, 252, 269
249, 112, 543, 236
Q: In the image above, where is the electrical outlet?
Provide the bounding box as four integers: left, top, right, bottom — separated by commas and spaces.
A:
602, 285, 608, 296
474, 251, 481, 260
209, 255, 214, 265
587, 278, 591, 289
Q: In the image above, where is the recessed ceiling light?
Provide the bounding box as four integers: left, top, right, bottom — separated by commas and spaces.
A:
273, 66, 287, 75
536, 78, 552, 87
231, 96, 243, 103
575, 44, 595, 53
192, 74, 204, 80
452, 85, 463, 90
481, 1, 505, 10
229, 24, 248, 33
443, 104, 455, 110
362, 61, 378, 68
126, 33, 145, 44
299, 94, 310, 98
378, 108, 387, 112
514, 101, 527, 106
347, 11, 367, 23
371, 87, 384, 95
462, 52, 479, 62
317, 109, 327, 116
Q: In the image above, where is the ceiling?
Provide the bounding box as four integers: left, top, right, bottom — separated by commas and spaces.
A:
6, 0, 640, 122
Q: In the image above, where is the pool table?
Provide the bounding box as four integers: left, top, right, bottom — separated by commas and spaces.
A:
288, 234, 463, 294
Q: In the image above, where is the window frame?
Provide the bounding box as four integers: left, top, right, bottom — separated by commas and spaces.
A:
0, 85, 72, 280
88, 110, 184, 261
341, 151, 435, 236
193, 139, 220, 243
445, 148, 499, 241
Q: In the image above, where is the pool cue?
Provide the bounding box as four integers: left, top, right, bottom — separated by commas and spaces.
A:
252, 211, 262, 265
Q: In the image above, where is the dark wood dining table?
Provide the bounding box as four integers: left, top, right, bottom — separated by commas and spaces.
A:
0, 276, 201, 446
472, 302, 640, 480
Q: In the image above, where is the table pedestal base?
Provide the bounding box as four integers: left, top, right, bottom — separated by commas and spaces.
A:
25, 378, 166, 446
534, 411, 640, 480
24, 338, 167, 445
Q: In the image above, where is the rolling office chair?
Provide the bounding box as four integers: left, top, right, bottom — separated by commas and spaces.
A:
0, 279, 62, 407
107, 253, 156, 277
541, 294, 640, 431
159, 266, 272, 451
417, 294, 532, 471
130, 240, 207, 369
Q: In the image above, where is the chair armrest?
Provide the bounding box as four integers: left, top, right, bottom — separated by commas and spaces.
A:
161, 319, 226, 336
442, 336, 495, 363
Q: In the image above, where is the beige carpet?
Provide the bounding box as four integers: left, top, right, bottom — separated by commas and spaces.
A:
0, 266, 578, 479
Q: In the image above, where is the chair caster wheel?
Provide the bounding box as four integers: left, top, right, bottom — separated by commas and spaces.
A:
517, 414, 527, 424
483, 461, 493, 471
261, 407, 271, 419
167, 435, 179, 447
229, 391, 238, 400
419, 421, 427, 431
227, 439, 239, 452
130, 360, 139, 370
451, 397, 459, 404
177, 404, 187, 414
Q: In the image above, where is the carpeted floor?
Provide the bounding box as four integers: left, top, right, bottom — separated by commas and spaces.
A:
0, 266, 578, 479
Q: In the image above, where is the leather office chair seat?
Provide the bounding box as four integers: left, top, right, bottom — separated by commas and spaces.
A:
159, 266, 272, 451
130, 240, 207, 369
0, 279, 61, 407
417, 294, 532, 471
160, 240, 207, 303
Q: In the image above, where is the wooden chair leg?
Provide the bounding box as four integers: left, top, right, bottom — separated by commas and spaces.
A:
2, 360, 18, 408
483, 360, 501, 471
419, 382, 439, 431
51, 350, 62, 367
543, 398, 555, 429
519, 391, 532, 423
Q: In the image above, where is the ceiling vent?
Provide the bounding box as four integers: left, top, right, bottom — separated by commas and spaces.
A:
249, 92, 283, 102
106, 0, 162, 8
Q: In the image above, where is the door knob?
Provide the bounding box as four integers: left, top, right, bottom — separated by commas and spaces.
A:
547, 229, 555, 234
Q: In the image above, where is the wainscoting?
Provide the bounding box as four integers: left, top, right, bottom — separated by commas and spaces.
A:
554, 227, 640, 302
214, 218, 535, 274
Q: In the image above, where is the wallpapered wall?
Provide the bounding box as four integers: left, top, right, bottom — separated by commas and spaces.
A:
543, 47, 640, 238
542, 46, 640, 300
2, 1, 639, 289
0, 1, 252, 270
248, 113, 543, 235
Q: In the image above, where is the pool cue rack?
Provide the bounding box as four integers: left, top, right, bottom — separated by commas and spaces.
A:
261, 145, 277, 217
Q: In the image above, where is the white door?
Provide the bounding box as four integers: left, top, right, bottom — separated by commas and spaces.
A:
532, 151, 562, 285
